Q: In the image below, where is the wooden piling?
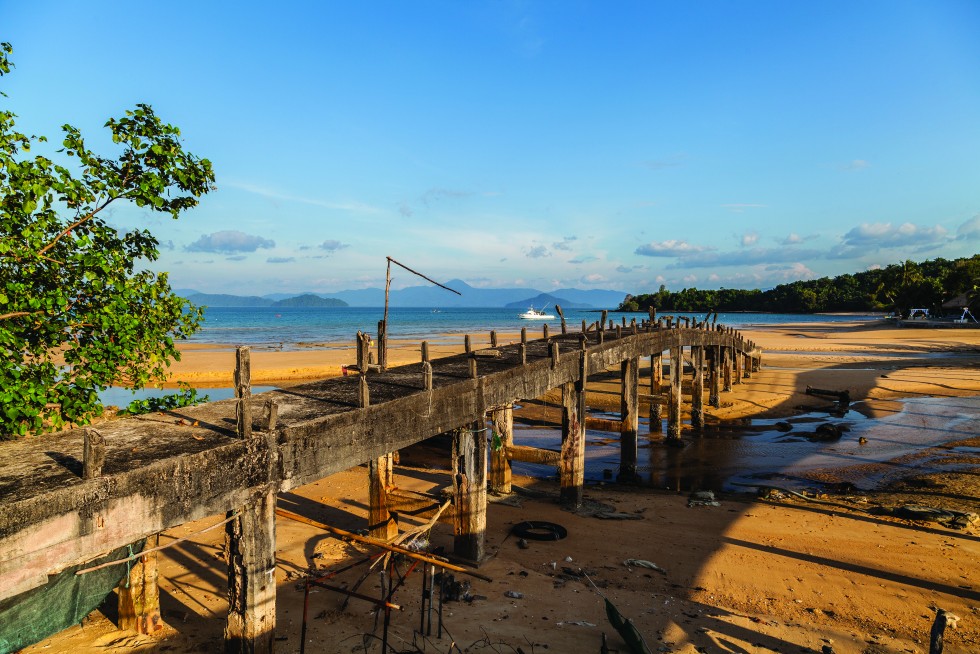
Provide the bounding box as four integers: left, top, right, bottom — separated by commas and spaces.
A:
118, 533, 163, 636
83, 428, 105, 479
235, 346, 252, 439
452, 423, 487, 563
543, 323, 549, 341
489, 405, 514, 495
733, 345, 743, 384
560, 349, 588, 506
465, 335, 477, 378
490, 330, 498, 348
420, 340, 430, 363
369, 453, 398, 540
550, 341, 560, 369
692, 345, 705, 432
618, 357, 640, 481
377, 319, 387, 371
263, 401, 278, 432
422, 361, 433, 390
667, 346, 682, 439
649, 353, 663, 433
555, 304, 567, 334
357, 333, 370, 407
224, 488, 276, 653
722, 345, 733, 392
708, 345, 721, 408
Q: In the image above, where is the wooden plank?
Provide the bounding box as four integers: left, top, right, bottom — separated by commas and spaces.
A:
505, 444, 561, 466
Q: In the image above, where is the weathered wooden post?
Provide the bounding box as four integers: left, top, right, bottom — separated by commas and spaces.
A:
550, 341, 560, 369
667, 346, 683, 439
465, 334, 477, 378
691, 345, 705, 432
490, 330, 498, 348
520, 328, 527, 364
357, 332, 370, 406
226, 344, 278, 653
743, 352, 752, 379
616, 324, 622, 339
118, 534, 163, 636
733, 344, 743, 385
263, 400, 278, 432
649, 307, 657, 324
649, 352, 663, 433
420, 340, 430, 364
452, 422, 487, 563
83, 428, 105, 479
560, 339, 588, 506
235, 346, 252, 439
543, 323, 549, 341
369, 453, 398, 541
225, 488, 277, 654
422, 361, 433, 390
709, 345, 721, 408
555, 304, 567, 334
489, 405, 514, 495
722, 345, 733, 392
618, 357, 640, 481
377, 319, 387, 371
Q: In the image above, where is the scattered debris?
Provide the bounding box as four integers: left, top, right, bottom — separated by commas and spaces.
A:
556, 620, 596, 627
805, 386, 851, 404
774, 421, 792, 432
929, 608, 960, 654
595, 511, 645, 520
511, 521, 568, 541
688, 491, 720, 507
504, 590, 523, 599
890, 505, 979, 529
623, 559, 667, 575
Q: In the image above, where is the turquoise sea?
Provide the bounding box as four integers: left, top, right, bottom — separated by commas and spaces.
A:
189, 306, 887, 349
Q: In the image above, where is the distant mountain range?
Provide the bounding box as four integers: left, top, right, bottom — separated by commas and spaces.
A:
181, 292, 348, 308
175, 280, 626, 309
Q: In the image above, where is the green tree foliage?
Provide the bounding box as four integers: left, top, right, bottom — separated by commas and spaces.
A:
618, 254, 980, 317
0, 44, 215, 437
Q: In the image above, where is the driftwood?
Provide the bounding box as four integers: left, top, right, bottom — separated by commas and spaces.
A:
805, 385, 850, 404
930, 608, 960, 654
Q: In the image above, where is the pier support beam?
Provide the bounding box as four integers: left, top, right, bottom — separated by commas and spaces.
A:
722, 346, 733, 392
733, 347, 743, 385
667, 346, 683, 440
489, 405, 514, 495
118, 534, 163, 636
743, 352, 752, 379
691, 346, 705, 433
560, 355, 587, 504
618, 357, 639, 481
225, 488, 277, 654
368, 453, 398, 540
708, 345, 721, 408
649, 352, 663, 433
452, 422, 487, 564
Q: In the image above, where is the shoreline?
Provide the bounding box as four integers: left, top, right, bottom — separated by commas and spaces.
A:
25, 320, 980, 653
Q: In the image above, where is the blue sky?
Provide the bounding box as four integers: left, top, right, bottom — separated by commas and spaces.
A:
4, 1, 979, 295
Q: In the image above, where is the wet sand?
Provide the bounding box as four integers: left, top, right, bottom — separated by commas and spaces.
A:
23, 320, 980, 653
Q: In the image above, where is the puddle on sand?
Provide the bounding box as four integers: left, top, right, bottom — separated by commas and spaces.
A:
510, 396, 980, 494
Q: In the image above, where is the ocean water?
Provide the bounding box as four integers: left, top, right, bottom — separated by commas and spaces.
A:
188, 306, 887, 349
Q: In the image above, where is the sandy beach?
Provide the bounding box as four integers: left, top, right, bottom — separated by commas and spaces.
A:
23, 320, 980, 653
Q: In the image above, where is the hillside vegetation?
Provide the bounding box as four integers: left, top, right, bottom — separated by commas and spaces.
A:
617, 256, 979, 317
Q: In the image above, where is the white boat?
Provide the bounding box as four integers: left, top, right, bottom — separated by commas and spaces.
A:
519, 305, 555, 320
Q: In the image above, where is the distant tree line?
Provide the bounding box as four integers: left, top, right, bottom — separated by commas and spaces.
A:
617, 255, 980, 318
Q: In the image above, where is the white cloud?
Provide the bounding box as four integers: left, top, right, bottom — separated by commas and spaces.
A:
957, 215, 980, 240
525, 245, 551, 259
635, 240, 712, 257
667, 247, 822, 269
841, 159, 871, 171
186, 230, 275, 253
741, 231, 760, 247
841, 222, 948, 248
